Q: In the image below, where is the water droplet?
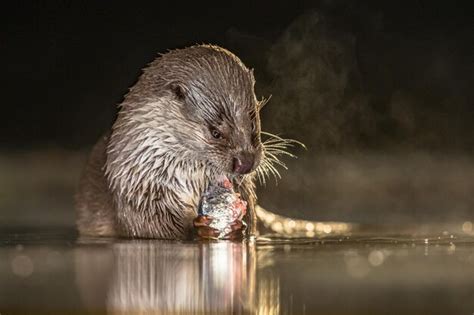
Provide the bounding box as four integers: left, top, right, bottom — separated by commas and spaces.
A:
462, 221, 473, 233
305, 222, 314, 232
323, 225, 332, 234
11, 255, 34, 277
368, 250, 384, 267
447, 243, 456, 255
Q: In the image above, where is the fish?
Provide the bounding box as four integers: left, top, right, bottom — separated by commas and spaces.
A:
198, 177, 247, 238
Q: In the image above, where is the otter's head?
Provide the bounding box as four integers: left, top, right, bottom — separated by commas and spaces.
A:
123, 45, 264, 179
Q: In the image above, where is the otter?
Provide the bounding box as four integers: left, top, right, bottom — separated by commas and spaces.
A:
76, 44, 351, 239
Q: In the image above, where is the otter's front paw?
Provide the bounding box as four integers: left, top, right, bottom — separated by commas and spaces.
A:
193, 215, 246, 240
193, 215, 220, 239
224, 219, 247, 240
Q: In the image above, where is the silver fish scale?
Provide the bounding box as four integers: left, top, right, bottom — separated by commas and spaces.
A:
199, 184, 239, 237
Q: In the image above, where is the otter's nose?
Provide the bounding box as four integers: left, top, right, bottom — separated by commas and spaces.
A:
233, 152, 255, 174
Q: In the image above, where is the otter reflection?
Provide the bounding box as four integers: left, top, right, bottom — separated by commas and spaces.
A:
76, 240, 281, 314
107, 241, 255, 314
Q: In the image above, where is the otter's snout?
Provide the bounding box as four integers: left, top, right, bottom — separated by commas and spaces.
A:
233, 152, 256, 174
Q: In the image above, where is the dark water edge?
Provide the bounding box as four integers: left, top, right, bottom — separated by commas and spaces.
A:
1, 228, 474, 315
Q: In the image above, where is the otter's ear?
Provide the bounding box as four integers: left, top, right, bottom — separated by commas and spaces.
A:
170, 82, 198, 118
169, 82, 186, 101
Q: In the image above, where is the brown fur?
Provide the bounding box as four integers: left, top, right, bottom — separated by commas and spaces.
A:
76, 45, 263, 239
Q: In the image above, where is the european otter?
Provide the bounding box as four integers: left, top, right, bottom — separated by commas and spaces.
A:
77, 45, 269, 239
76, 44, 350, 239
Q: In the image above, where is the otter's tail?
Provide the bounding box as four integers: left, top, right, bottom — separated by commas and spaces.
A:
256, 132, 356, 237
256, 205, 356, 237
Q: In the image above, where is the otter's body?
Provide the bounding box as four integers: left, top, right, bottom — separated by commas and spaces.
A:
76, 45, 259, 239
76, 132, 257, 239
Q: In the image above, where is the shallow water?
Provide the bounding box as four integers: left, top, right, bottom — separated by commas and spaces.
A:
1, 228, 474, 314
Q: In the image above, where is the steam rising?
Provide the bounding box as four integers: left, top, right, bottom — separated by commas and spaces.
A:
262, 11, 374, 152
256, 10, 474, 152
233, 10, 474, 225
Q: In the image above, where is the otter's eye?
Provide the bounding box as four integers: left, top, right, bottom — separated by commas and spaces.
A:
210, 127, 222, 139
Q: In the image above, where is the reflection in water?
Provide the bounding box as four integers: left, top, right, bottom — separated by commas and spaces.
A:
73, 233, 474, 314
108, 241, 257, 314
76, 240, 279, 314
256, 277, 280, 315
2, 231, 474, 314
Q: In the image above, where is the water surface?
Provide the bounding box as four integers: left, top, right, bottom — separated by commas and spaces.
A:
1, 228, 474, 314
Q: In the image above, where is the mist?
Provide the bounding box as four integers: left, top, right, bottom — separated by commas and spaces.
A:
254, 8, 474, 153
227, 7, 474, 226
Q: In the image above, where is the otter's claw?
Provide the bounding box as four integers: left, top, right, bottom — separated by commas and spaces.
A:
194, 215, 246, 240
194, 215, 220, 239
224, 220, 247, 240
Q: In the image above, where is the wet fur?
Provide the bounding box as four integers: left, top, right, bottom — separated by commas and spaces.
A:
76, 45, 264, 239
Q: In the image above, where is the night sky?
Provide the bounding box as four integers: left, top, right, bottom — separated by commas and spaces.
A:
1, 1, 473, 151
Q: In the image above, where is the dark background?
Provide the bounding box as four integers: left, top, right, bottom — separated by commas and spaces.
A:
1, 1, 473, 227
2, 0, 473, 151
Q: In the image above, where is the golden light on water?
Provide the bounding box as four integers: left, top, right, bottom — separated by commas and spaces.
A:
462, 221, 473, 233
256, 206, 353, 236
271, 221, 283, 233
256, 278, 280, 315
323, 225, 332, 234
447, 243, 456, 255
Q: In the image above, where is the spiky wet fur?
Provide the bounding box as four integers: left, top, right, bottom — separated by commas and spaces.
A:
76, 45, 299, 239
